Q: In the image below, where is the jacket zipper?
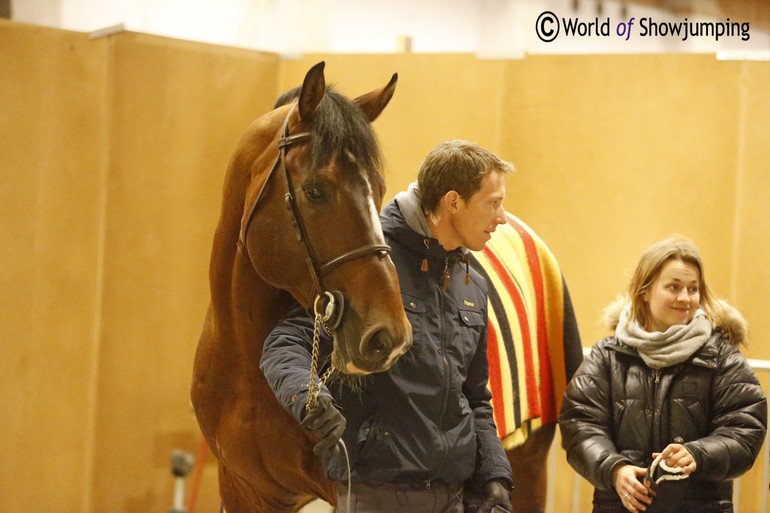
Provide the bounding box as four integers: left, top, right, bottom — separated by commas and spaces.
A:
652, 369, 662, 452
432, 257, 451, 481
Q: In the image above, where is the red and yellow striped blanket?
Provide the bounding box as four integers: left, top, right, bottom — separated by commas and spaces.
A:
472, 212, 582, 449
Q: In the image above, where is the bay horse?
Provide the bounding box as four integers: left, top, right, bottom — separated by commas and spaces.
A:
191, 62, 412, 513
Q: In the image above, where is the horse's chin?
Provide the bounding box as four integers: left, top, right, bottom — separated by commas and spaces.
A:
331, 347, 380, 376
344, 362, 374, 375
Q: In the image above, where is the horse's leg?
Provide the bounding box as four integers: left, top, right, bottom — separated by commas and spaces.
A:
219, 462, 311, 513
218, 463, 259, 513
506, 422, 555, 513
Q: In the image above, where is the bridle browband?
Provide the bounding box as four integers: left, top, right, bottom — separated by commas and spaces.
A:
238, 104, 391, 326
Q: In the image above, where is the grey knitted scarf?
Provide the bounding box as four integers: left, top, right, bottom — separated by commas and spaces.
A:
615, 304, 712, 369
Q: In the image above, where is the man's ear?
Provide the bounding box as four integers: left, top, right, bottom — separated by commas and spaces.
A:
443, 190, 460, 214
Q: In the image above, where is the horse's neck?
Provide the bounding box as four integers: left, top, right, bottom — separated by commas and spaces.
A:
211, 242, 294, 361
208, 118, 298, 361
240, 251, 294, 338
207, 206, 292, 365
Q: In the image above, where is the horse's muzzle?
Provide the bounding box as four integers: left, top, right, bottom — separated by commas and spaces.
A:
336, 325, 411, 375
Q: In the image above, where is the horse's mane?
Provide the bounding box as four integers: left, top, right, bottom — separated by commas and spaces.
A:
276, 86, 382, 175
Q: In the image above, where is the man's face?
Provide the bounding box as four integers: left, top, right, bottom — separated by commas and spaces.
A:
451, 171, 507, 251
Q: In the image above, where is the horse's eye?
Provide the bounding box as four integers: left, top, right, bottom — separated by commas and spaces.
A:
304, 185, 325, 202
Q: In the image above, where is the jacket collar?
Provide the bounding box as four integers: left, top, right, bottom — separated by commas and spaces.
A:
381, 199, 466, 264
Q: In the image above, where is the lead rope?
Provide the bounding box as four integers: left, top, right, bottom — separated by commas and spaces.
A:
305, 312, 352, 513
338, 439, 352, 513
643, 451, 690, 498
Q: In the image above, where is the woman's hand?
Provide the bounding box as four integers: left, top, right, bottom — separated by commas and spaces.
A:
612, 464, 652, 512
652, 443, 697, 474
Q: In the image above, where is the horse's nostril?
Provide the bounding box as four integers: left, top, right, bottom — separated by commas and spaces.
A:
371, 334, 386, 355
362, 329, 389, 358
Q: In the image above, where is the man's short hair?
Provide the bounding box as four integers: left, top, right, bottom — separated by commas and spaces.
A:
418, 140, 514, 213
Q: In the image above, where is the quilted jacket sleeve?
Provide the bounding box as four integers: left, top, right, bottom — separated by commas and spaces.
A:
558, 339, 631, 491
464, 318, 513, 492
260, 306, 335, 423
683, 340, 767, 481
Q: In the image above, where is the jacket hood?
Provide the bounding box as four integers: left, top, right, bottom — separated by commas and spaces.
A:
603, 296, 748, 345
381, 198, 465, 263
380, 196, 413, 238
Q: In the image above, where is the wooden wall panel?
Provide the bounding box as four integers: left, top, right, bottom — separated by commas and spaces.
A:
733, 62, 770, 352
91, 32, 279, 513
0, 20, 108, 513
499, 54, 744, 348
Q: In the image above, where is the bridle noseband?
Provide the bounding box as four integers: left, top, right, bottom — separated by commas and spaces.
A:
238, 104, 391, 327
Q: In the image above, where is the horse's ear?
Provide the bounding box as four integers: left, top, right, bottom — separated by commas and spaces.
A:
354, 73, 398, 122
298, 61, 326, 122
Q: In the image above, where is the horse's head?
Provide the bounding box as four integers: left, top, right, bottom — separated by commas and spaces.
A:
241, 62, 411, 374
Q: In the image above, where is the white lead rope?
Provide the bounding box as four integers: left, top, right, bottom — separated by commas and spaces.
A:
645, 451, 690, 492
650, 452, 690, 485
339, 439, 352, 513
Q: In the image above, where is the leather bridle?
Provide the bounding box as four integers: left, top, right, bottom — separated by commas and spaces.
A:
238, 104, 391, 327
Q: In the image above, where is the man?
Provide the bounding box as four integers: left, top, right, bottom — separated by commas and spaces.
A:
261, 140, 514, 512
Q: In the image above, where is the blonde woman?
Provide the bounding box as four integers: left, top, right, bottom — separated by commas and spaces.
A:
559, 236, 766, 513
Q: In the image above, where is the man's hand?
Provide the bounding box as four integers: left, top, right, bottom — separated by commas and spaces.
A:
477, 479, 511, 513
300, 395, 346, 456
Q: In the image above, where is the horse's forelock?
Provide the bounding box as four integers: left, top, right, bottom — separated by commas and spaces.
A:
310, 89, 382, 176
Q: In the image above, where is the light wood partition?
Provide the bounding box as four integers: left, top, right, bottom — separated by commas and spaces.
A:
1, 20, 279, 513
0, 20, 109, 513
91, 32, 279, 513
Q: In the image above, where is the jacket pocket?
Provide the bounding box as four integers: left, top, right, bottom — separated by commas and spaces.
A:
355, 410, 397, 468
458, 307, 485, 359
402, 293, 426, 352
356, 411, 380, 458
458, 308, 485, 327
685, 401, 706, 426
670, 398, 706, 441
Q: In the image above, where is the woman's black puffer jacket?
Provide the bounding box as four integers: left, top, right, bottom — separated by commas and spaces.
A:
559, 327, 767, 504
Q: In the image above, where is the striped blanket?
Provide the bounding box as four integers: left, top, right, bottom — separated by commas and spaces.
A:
471, 212, 582, 449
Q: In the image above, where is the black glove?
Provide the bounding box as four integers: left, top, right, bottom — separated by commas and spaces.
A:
300, 395, 346, 457
477, 479, 512, 513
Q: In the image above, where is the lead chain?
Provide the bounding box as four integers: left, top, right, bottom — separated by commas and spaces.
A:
306, 313, 336, 413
